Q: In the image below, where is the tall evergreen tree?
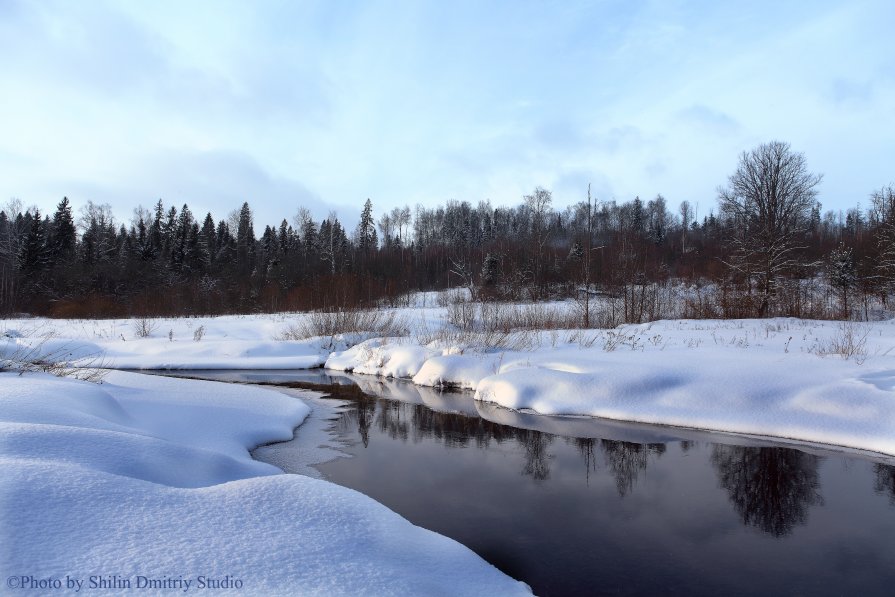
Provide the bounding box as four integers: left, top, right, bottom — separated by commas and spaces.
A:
19, 209, 48, 276
48, 197, 77, 264
236, 202, 255, 276
198, 213, 216, 269
356, 198, 377, 252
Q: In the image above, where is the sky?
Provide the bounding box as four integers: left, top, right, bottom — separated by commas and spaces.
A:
1, 0, 893, 229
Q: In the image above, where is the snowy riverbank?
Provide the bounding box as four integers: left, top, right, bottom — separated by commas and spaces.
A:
4, 308, 895, 592
0, 369, 529, 595
3, 311, 895, 457
326, 318, 895, 457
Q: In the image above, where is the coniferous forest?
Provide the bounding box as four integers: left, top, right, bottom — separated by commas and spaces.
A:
3, 142, 893, 322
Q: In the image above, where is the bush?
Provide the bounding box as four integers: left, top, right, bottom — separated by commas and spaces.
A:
809, 321, 870, 364
279, 309, 409, 344
133, 316, 157, 338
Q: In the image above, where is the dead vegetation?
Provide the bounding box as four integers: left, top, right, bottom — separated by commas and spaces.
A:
278, 308, 410, 345
1, 329, 107, 382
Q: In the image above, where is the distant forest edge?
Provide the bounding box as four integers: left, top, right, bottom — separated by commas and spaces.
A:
3, 141, 894, 321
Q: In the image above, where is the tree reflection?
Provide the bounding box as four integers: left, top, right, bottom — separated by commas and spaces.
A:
376, 400, 409, 442
601, 440, 665, 497
518, 430, 553, 480
873, 463, 895, 504
711, 445, 823, 537
333, 391, 516, 450
572, 438, 598, 484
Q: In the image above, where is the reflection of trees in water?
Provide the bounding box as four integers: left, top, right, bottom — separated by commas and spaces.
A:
572, 438, 598, 484
601, 440, 666, 497
711, 445, 823, 537
518, 430, 554, 481
335, 393, 563, 480
376, 400, 409, 442
336, 397, 376, 448
874, 464, 895, 504
330, 389, 689, 489
337, 396, 517, 449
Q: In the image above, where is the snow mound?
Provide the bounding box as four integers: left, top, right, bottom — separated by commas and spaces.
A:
1, 370, 529, 595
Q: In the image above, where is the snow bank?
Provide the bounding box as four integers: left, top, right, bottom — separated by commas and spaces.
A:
0, 370, 529, 595
325, 319, 895, 457
5, 311, 895, 456
1, 315, 338, 370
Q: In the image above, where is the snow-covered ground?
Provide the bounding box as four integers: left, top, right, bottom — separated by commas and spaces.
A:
3, 308, 895, 457
3, 303, 895, 593
0, 369, 529, 595
327, 318, 895, 457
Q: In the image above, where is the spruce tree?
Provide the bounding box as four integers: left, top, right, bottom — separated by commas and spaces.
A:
19, 209, 48, 276
48, 197, 76, 264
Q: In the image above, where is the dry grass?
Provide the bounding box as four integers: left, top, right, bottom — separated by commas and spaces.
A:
809, 321, 871, 364
0, 332, 107, 382
279, 308, 410, 344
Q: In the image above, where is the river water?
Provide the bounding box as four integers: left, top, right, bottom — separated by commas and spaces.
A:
165, 370, 895, 597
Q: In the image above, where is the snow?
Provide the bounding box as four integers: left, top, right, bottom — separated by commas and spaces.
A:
5, 306, 895, 592
324, 317, 895, 457
0, 370, 529, 595
3, 312, 895, 458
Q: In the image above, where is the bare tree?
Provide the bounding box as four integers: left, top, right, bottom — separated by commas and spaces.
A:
718, 141, 822, 317
524, 186, 553, 295
870, 185, 895, 297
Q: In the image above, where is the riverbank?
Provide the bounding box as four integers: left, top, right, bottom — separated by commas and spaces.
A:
0, 369, 529, 595
3, 311, 895, 456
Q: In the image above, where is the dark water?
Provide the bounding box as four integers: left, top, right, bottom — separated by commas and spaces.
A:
168, 370, 895, 597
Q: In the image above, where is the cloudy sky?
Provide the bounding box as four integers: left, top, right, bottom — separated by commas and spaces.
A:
1, 0, 892, 228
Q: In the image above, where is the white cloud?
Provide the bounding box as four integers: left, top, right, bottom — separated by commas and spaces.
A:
0, 0, 892, 225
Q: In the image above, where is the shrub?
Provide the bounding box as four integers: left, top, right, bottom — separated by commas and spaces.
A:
279, 309, 409, 345
133, 316, 157, 338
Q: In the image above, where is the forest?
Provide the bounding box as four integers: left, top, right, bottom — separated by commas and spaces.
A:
2, 141, 893, 322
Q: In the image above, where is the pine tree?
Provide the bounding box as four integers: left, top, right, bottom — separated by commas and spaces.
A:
278, 220, 291, 255
482, 252, 501, 286
198, 213, 216, 269
829, 242, 856, 318
171, 204, 194, 270
19, 209, 48, 276
215, 220, 236, 267
149, 200, 164, 260
356, 198, 376, 252
48, 197, 76, 264
236, 202, 255, 275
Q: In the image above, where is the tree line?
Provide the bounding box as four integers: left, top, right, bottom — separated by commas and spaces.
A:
1, 141, 893, 320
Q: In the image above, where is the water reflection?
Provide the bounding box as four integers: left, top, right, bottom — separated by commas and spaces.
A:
602, 440, 666, 497
572, 438, 598, 483
336, 392, 849, 536
711, 445, 823, 537
154, 371, 893, 537
874, 463, 895, 503
164, 370, 895, 596
519, 430, 553, 480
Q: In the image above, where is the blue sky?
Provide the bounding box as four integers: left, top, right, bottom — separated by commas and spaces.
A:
1, 0, 892, 228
